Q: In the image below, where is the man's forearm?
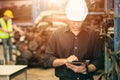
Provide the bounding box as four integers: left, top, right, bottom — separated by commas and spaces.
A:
13, 24, 25, 35
53, 59, 67, 67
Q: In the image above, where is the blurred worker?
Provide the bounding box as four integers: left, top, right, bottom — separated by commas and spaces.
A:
45, 0, 104, 80
0, 9, 24, 64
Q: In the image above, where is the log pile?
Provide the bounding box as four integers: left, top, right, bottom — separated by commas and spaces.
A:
14, 22, 61, 68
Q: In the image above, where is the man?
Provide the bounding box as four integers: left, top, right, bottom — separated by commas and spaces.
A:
0, 9, 24, 64
45, 0, 104, 80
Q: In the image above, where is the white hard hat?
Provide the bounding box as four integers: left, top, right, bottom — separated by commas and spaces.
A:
65, 0, 88, 21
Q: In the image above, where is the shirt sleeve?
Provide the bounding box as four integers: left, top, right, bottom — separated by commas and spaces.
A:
44, 32, 57, 67
91, 32, 104, 70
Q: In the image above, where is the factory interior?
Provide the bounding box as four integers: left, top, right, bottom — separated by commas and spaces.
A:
0, 0, 119, 80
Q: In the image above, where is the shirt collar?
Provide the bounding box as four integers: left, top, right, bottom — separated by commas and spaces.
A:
64, 26, 88, 35
64, 26, 85, 33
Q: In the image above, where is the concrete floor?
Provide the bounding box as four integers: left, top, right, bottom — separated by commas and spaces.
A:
12, 68, 58, 80
0, 45, 103, 80
0, 45, 58, 80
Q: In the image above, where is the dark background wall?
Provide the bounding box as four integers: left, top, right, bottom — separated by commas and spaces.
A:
0, 0, 32, 23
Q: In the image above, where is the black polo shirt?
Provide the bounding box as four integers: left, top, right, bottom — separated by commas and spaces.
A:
45, 26, 104, 79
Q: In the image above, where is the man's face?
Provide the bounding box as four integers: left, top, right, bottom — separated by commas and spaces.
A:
4, 16, 11, 20
69, 21, 83, 31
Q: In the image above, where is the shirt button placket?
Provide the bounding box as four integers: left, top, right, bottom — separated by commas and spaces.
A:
74, 46, 78, 49
75, 37, 77, 39
74, 36, 78, 54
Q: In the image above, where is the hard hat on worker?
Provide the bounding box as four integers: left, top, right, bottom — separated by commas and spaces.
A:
65, 0, 88, 21
4, 10, 14, 18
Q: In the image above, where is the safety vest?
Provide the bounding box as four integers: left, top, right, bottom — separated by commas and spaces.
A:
0, 18, 13, 39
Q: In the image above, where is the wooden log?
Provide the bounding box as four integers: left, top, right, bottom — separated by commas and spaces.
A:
28, 40, 39, 51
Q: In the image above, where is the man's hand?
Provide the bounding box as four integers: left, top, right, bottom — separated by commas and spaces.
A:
65, 62, 87, 74
65, 55, 88, 74
13, 24, 25, 36
66, 55, 78, 62
52, 55, 78, 67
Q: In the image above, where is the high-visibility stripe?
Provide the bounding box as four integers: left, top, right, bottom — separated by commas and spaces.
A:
0, 18, 13, 39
